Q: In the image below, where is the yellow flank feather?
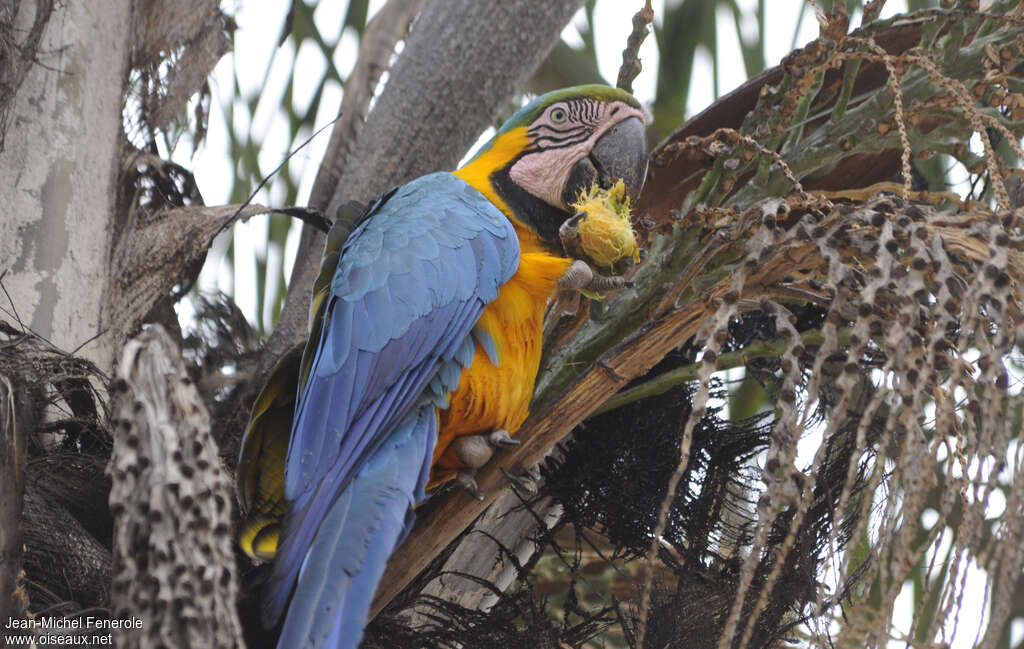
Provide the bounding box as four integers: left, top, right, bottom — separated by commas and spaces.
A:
429, 251, 570, 487
571, 179, 640, 269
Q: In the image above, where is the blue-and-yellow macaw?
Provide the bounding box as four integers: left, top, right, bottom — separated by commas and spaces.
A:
236, 84, 648, 649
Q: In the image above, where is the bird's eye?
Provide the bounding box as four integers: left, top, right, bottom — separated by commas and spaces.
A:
550, 107, 568, 124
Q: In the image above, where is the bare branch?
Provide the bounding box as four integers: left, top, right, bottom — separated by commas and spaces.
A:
329, 0, 586, 216
616, 0, 654, 93
308, 0, 425, 214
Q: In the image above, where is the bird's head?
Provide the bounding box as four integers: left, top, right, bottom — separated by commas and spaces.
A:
455, 85, 648, 253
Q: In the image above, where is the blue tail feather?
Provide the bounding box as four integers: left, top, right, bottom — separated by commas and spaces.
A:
273, 404, 437, 649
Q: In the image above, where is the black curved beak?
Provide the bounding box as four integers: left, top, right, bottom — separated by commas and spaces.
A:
561, 116, 648, 208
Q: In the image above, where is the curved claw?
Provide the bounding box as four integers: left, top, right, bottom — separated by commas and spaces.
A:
456, 470, 485, 501
586, 274, 628, 292
488, 429, 520, 448
452, 430, 522, 499
559, 212, 588, 260
500, 467, 538, 495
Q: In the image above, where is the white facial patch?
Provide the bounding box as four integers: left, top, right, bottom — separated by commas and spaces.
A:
509, 100, 646, 210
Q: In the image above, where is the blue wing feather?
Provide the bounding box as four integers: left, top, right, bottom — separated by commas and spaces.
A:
472, 326, 501, 366
455, 335, 476, 369
263, 173, 519, 646
405, 231, 440, 259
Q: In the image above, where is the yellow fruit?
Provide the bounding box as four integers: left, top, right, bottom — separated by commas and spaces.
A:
571, 179, 640, 269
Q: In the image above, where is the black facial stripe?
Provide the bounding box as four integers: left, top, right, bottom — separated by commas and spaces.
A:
532, 127, 589, 141
550, 98, 600, 128
527, 98, 605, 153
531, 124, 588, 138
531, 136, 589, 150
528, 123, 590, 150
577, 98, 596, 122
580, 101, 598, 124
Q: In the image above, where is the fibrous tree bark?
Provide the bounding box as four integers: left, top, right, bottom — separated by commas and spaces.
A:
0, 0, 240, 641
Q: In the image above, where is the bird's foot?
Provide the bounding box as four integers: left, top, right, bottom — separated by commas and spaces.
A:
451, 429, 521, 499
456, 469, 485, 501
557, 259, 632, 292
500, 466, 540, 495
451, 428, 520, 468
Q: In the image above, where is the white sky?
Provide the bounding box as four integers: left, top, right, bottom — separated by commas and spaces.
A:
175, 2, 1017, 646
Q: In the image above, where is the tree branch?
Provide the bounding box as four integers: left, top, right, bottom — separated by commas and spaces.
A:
616, 0, 654, 93
371, 264, 716, 617
591, 326, 854, 417
307, 0, 426, 214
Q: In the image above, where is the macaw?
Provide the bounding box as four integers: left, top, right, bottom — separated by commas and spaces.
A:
236, 84, 648, 649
